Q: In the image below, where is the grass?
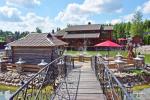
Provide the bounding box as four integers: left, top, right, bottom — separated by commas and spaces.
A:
66, 50, 150, 63
0, 84, 19, 92
133, 84, 150, 91
66, 50, 128, 56
145, 54, 150, 64
0, 84, 53, 93
129, 69, 144, 75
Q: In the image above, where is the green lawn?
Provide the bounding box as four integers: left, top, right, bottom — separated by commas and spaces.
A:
133, 84, 150, 91
0, 84, 19, 92
66, 50, 150, 64
129, 69, 144, 75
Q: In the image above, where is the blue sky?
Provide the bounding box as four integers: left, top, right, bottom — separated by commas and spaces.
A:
0, 0, 150, 32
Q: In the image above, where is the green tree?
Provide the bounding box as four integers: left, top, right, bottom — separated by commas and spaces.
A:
14, 31, 20, 40
143, 20, 150, 32
130, 11, 143, 37
113, 23, 126, 39
125, 22, 131, 38
36, 27, 42, 33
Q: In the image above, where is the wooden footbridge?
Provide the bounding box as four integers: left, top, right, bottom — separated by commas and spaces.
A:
10, 55, 134, 100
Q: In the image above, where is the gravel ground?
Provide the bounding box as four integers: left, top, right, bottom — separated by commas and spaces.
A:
137, 45, 150, 54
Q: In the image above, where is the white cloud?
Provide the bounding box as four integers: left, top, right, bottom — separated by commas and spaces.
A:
21, 12, 55, 32
0, 11, 55, 32
116, 8, 123, 13
81, 0, 122, 13
0, 6, 21, 22
111, 19, 121, 25
108, 13, 134, 25
142, 0, 150, 14
55, 0, 122, 25
123, 13, 134, 22
6, 0, 41, 8
135, 0, 150, 14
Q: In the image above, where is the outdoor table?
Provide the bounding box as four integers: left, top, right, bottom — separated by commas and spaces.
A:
116, 54, 122, 57
103, 57, 114, 61
79, 54, 84, 62
116, 52, 123, 57
114, 59, 126, 72
133, 56, 143, 69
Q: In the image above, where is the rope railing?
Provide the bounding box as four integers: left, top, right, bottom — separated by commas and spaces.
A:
9, 55, 74, 100
91, 56, 135, 100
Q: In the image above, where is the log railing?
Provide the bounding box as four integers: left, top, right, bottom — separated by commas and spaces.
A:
91, 56, 135, 100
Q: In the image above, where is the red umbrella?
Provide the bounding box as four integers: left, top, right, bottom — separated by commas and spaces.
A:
95, 40, 121, 57
95, 40, 121, 47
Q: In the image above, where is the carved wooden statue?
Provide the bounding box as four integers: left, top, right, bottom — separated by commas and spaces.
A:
127, 42, 135, 59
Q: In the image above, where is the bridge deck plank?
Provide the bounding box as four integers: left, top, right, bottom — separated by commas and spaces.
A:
52, 61, 106, 100
76, 61, 106, 100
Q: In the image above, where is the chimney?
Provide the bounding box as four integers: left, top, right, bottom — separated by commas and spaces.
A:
88, 22, 91, 25
47, 33, 53, 38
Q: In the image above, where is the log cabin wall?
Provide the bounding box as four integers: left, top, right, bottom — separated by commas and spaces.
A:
12, 47, 53, 64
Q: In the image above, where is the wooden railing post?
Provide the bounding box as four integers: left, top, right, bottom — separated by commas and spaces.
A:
64, 55, 67, 77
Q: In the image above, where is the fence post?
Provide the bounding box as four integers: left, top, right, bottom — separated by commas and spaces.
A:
64, 56, 67, 77
102, 63, 105, 94
72, 57, 74, 69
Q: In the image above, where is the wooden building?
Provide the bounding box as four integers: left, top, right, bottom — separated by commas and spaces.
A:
8, 33, 67, 64
55, 24, 113, 50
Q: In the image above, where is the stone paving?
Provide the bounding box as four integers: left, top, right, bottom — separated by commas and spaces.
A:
52, 61, 106, 100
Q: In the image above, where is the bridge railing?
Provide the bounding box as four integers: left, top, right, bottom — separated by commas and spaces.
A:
10, 55, 74, 100
91, 56, 135, 100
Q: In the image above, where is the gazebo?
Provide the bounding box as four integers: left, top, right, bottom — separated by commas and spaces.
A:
7, 33, 67, 64
1, 33, 68, 72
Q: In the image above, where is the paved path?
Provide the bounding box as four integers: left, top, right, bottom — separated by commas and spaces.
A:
52, 61, 106, 100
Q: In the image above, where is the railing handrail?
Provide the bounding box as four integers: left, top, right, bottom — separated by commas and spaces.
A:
10, 55, 64, 99
95, 56, 134, 100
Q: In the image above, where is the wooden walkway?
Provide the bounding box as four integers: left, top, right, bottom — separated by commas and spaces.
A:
52, 61, 106, 100
76, 61, 106, 100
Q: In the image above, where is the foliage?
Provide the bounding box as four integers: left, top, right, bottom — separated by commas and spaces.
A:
36, 27, 42, 33
0, 30, 29, 42
143, 20, 150, 32
130, 11, 144, 37
113, 11, 150, 44
143, 34, 150, 45
0, 37, 5, 42
129, 69, 144, 75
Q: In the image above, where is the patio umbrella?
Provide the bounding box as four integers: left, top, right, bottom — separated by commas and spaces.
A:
94, 40, 121, 57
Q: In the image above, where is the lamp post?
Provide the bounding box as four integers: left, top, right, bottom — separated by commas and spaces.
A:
57, 59, 64, 77
133, 43, 140, 56
38, 59, 48, 66
133, 55, 143, 69
16, 58, 25, 73
38, 59, 48, 77
114, 57, 126, 72
4, 45, 12, 62
126, 82, 133, 95
0, 58, 2, 72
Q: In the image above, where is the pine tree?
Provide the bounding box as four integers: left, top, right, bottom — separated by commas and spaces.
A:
130, 11, 143, 37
